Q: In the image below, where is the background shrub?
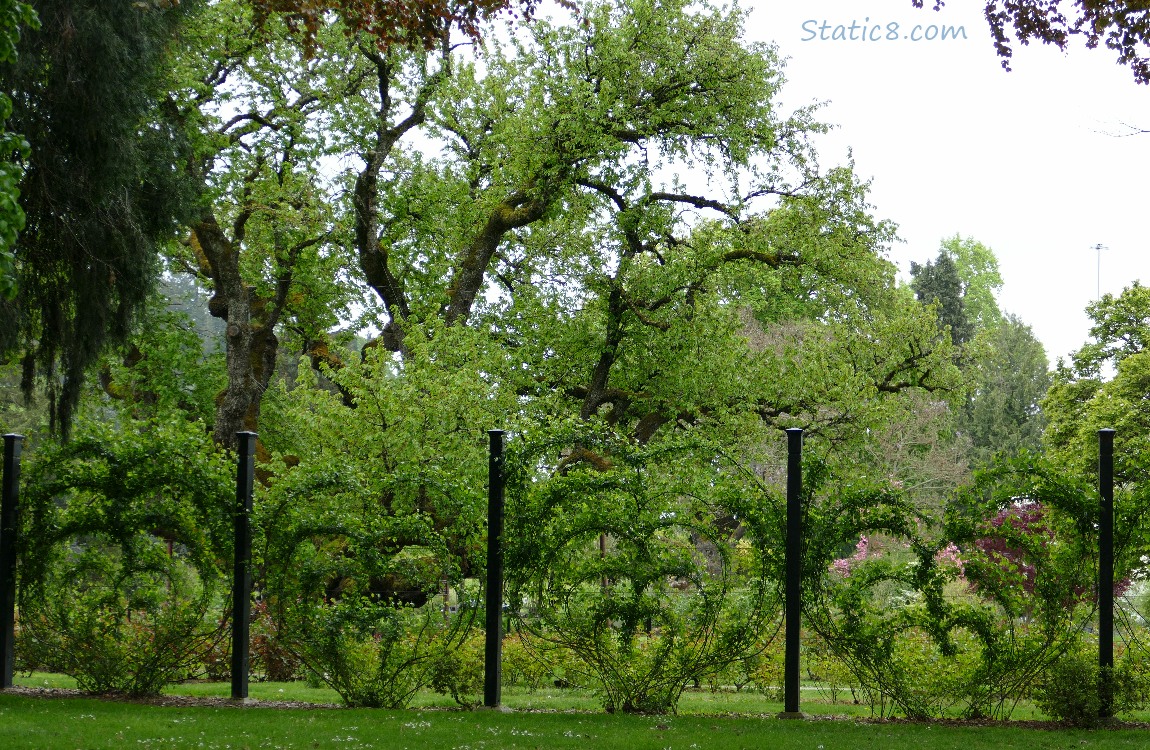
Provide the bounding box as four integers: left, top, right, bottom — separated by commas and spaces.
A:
429, 631, 485, 707
1036, 644, 1150, 725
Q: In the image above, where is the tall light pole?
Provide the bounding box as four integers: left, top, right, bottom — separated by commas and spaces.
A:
1092, 243, 1108, 300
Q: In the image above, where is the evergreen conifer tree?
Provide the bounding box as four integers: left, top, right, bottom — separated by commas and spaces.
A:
0, 0, 200, 436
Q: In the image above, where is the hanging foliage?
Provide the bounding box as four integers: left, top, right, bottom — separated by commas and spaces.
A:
0, 0, 201, 437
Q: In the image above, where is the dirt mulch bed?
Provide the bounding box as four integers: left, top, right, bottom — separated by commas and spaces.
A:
1, 685, 339, 710
854, 715, 1150, 730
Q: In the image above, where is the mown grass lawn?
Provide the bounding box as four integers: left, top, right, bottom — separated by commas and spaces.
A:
14, 672, 879, 716
5, 674, 1150, 749
3, 692, 1150, 750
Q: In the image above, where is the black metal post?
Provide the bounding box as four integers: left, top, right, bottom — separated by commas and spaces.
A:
484, 430, 506, 708
231, 432, 256, 701
0, 434, 22, 689
1099, 427, 1115, 719
781, 427, 804, 718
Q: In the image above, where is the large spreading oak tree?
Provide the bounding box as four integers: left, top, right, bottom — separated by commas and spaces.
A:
340, 0, 960, 450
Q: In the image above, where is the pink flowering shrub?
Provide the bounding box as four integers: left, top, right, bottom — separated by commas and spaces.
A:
933, 542, 965, 579
830, 536, 872, 578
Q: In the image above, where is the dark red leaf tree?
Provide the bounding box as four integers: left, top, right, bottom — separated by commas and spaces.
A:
250, 0, 572, 49
915, 1, 1150, 84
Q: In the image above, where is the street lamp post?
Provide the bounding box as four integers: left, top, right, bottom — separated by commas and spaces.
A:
1092, 243, 1108, 300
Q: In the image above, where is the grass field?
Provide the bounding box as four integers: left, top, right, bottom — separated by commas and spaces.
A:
0, 671, 1108, 720
4, 674, 1150, 749
5, 672, 909, 717
3, 692, 1150, 750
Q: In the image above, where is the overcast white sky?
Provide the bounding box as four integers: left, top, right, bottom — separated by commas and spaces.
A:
748, 1, 1150, 365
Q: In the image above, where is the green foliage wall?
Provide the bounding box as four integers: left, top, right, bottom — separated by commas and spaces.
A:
17, 418, 233, 695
